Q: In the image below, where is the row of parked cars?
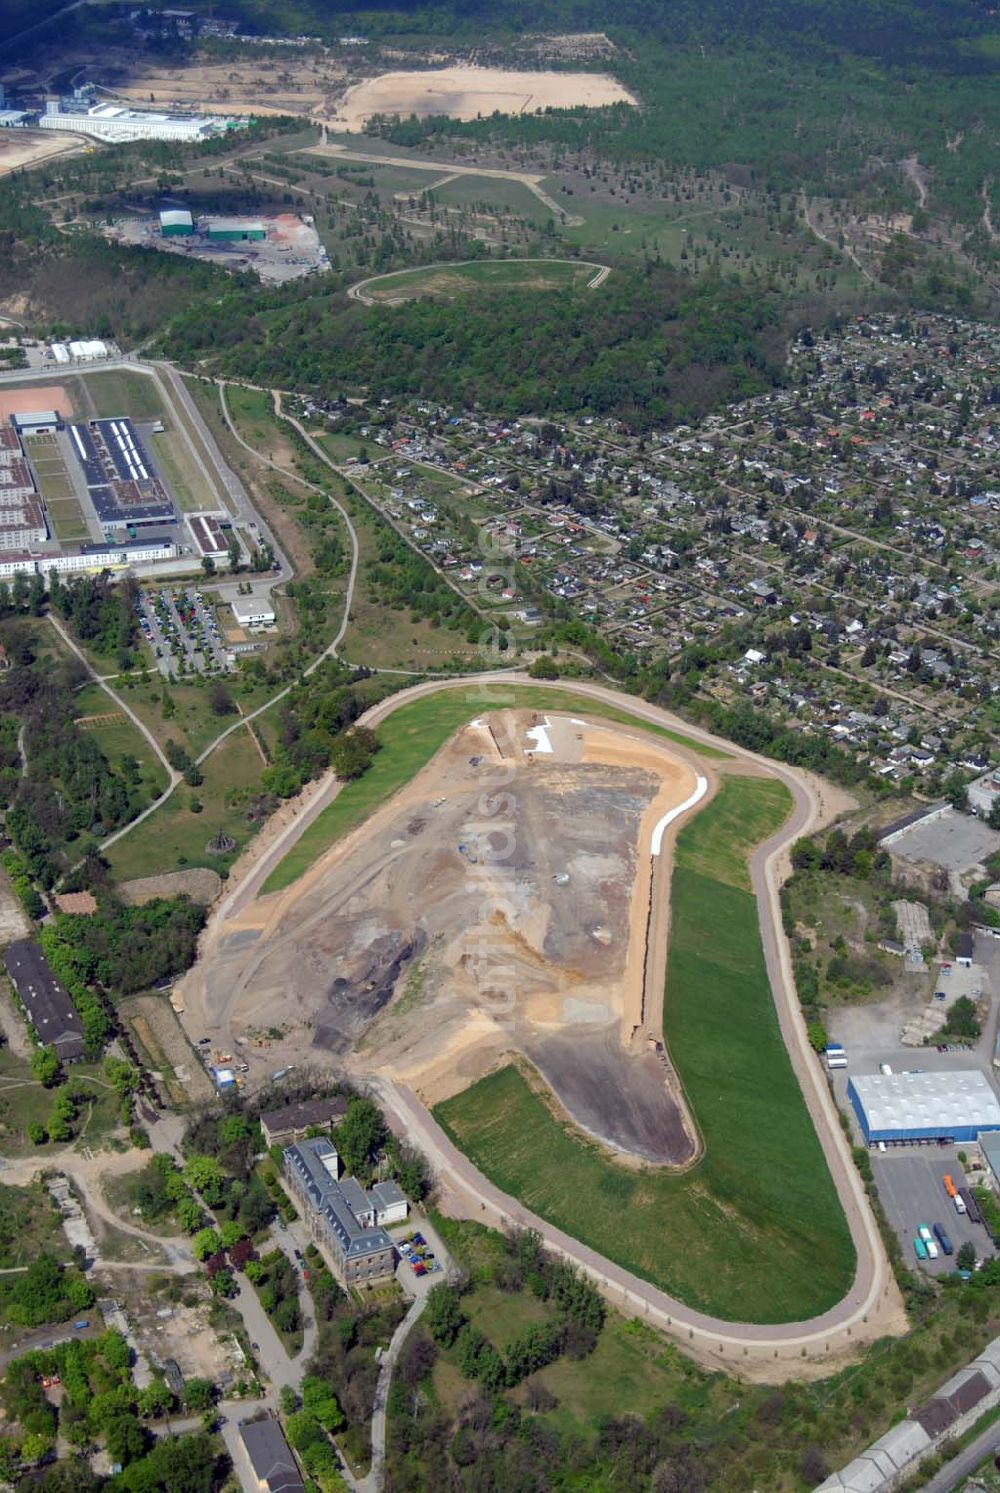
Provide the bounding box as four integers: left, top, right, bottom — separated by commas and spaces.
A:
398, 1231, 440, 1278
913, 1221, 953, 1261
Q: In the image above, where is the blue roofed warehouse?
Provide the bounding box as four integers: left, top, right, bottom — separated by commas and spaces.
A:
849, 1070, 1000, 1145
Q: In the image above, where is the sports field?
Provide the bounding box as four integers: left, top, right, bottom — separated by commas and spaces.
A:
261, 687, 728, 894
435, 774, 856, 1324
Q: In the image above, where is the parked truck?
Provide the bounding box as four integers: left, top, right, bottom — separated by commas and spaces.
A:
943, 1174, 958, 1198
954, 1191, 968, 1216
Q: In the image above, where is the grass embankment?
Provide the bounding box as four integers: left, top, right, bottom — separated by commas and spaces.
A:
262, 685, 727, 893
435, 775, 856, 1324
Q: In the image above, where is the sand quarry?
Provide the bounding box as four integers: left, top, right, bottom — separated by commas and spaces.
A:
331, 65, 637, 130
179, 710, 727, 1166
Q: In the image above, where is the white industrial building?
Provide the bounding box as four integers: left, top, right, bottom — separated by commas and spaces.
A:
0, 552, 38, 579
849, 1069, 1000, 1145
39, 100, 232, 143
11, 412, 60, 435
49, 339, 110, 364
0, 539, 178, 579
231, 594, 276, 628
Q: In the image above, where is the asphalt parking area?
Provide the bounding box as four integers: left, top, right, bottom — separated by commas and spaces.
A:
871, 1148, 990, 1273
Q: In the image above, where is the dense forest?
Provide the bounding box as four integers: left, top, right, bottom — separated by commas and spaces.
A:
165, 266, 787, 426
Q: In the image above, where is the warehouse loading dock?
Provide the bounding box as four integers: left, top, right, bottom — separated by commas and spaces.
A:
849, 1069, 1000, 1145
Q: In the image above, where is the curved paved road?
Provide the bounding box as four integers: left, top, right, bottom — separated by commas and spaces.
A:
186, 671, 902, 1375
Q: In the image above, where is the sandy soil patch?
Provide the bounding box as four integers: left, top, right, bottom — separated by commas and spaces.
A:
97, 53, 346, 118
0, 868, 32, 949
118, 868, 221, 906
120, 994, 214, 1106
0, 386, 74, 421
0, 130, 86, 178
331, 65, 637, 130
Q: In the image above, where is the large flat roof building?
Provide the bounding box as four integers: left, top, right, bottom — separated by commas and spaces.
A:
40, 100, 233, 143
3, 940, 85, 1062
849, 1070, 1000, 1144
207, 217, 266, 242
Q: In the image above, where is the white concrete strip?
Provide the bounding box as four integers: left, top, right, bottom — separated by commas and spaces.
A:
525, 716, 554, 754
650, 774, 709, 856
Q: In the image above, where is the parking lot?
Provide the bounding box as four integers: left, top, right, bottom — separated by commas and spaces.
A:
871, 1147, 990, 1274
137, 587, 230, 675
890, 805, 1000, 873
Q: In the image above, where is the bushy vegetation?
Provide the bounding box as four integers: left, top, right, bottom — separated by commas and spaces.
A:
167, 267, 785, 429
0, 1253, 93, 1329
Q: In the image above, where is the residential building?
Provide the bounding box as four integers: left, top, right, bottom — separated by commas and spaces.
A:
236, 1417, 305, 1493
283, 1137, 398, 1285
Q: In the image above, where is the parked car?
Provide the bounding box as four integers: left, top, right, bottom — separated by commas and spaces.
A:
933, 1223, 953, 1255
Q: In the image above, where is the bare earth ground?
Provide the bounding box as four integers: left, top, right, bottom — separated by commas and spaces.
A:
177, 711, 708, 1165
76, 51, 347, 118
118, 868, 222, 906
0, 870, 31, 948
0, 386, 75, 421
331, 65, 638, 129
0, 131, 86, 178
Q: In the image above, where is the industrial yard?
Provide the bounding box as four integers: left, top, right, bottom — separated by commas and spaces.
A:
111, 210, 331, 284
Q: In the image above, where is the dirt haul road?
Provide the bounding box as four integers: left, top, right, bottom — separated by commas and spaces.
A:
177, 673, 902, 1374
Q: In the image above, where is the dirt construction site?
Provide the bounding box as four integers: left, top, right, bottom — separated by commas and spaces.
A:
177, 710, 719, 1166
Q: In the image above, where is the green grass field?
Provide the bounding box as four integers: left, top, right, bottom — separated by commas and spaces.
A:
81, 369, 167, 420
361, 258, 597, 303
148, 426, 218, 512
262, 686, 728, 893
105, 725, 265, 881
435, 774, 855, 1324
75, 684, 168, 797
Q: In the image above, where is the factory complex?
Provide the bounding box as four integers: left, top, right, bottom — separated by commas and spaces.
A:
848, 1070, 1000, 1145
38, 98, 238, 143
0, 403, 231, 580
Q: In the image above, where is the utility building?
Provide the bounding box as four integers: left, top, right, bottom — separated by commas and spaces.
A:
849, 1070, 1000, 1145
159, 208, 194, 236
207, 217, 266, 242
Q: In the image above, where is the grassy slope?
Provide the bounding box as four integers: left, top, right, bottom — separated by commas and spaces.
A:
364, 259, 595, 300
262, 686, 727, 893
435, 776, 855, 1324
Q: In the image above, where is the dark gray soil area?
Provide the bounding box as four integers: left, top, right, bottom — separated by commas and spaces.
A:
524, 1027, 695, 1166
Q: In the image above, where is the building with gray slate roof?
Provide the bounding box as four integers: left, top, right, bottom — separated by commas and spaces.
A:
283, 1137, 397, 1285
237, 1417, 304, 1493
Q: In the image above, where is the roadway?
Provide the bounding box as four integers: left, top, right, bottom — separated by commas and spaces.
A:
921, 1427, 1000, 1493
182, 670, 903, 1378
